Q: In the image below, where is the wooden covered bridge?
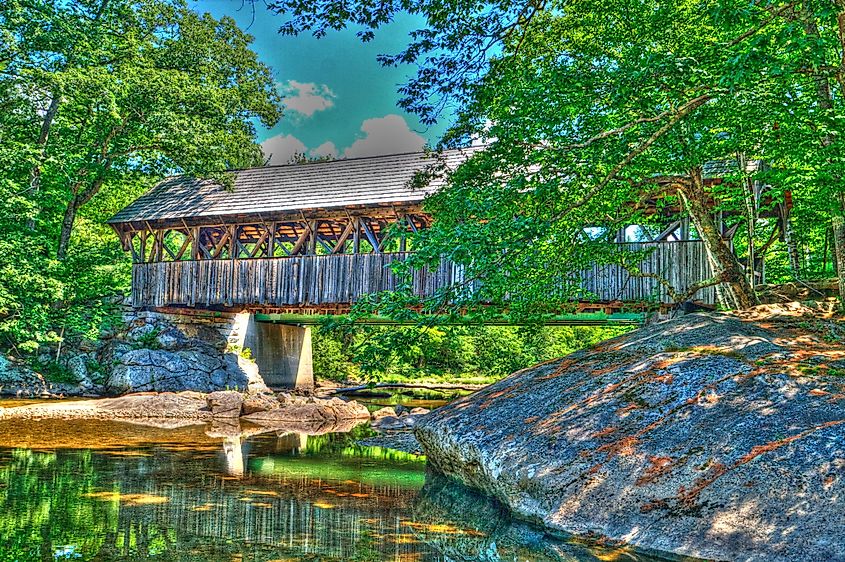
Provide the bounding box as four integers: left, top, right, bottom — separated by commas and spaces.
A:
109, 148, 718, 313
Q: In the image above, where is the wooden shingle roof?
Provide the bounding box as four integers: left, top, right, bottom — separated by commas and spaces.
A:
109, 148, 479, 226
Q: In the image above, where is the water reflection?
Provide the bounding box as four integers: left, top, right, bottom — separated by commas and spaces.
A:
0, 418, 661, 561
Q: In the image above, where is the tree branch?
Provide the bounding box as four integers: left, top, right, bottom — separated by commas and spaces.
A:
556, 92, 715, 219
621, 263, 726, 303
728, 2, 798, 47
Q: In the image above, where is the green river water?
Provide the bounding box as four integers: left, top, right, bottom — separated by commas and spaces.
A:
0, 400, 658, 562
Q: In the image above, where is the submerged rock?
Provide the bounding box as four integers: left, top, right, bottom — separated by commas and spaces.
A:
357, 432, 424, 455
415, 305, 845, 561
414, 472, 641, 562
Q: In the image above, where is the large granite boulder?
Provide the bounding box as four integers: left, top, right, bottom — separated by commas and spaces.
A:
415, 305, 845, 561
105, 346, 264, 394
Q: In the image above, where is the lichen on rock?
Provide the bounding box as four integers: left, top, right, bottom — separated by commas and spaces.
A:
415, 304, 845, 561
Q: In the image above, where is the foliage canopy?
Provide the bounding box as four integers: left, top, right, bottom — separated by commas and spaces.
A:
271, 0, 845, 313
0, 0, 282, 352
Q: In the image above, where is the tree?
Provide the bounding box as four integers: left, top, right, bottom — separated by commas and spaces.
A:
267, 0, 845, 310
2, 0, 282, 259
0, 0, 282, 352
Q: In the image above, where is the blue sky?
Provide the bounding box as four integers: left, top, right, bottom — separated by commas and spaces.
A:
197, 1, 451, 164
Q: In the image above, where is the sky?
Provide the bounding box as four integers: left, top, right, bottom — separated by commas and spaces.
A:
197, 1, 451, 165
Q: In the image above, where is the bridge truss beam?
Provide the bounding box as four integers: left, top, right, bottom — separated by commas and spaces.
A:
112, 207, 430, 264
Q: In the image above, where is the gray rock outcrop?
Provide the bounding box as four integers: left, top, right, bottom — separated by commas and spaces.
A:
0, 303, 269, 397
0, 355, 81, 397
102, 311, 266, 395
416, 305, 845, 561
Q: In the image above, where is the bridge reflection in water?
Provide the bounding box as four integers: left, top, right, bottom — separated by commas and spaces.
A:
0, 418, 658, 561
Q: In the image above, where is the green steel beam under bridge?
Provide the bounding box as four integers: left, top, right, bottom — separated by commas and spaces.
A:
253, 311, 646, 327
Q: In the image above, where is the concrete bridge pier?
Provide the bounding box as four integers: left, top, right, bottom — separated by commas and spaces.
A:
244, 318, 314, 391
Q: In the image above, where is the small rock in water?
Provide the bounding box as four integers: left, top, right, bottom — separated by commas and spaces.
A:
371, 406, 396, 421
372, 415, 405, 431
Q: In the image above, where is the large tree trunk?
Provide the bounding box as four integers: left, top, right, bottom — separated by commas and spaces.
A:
27, 94, 61, 230
680, 169, 758, 309
56, 172, 108, 260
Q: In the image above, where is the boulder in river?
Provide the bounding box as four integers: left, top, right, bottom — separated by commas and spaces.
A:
415, 304, 845, 561
372, 406, 432, 431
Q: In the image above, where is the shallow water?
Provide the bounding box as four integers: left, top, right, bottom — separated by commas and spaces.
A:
0, 414, 659, 561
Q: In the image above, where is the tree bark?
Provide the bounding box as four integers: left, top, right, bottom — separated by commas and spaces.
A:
56, 167, 109, 260
56, 196, 80, 260
679, 168, 758, 309
783, 215, 802, 278
832, 216, 845, 309
26, 93, 60, 230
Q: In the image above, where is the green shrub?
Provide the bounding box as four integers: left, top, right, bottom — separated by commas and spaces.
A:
34, 361, 76, 384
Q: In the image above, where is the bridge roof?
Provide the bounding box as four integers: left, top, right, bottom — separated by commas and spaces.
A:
109, 148, 478, 226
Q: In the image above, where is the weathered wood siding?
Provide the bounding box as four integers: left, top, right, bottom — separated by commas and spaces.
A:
131, 242, 715, 308
580, 241, 716, 305
131, 253, 464, 308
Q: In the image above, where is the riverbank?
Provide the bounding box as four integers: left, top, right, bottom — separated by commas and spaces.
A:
416, 303, 845, 561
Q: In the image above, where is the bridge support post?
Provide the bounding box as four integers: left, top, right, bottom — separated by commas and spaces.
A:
244, 317, 314, 391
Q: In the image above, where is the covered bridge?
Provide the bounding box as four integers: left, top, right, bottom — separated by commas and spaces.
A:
109, 148, 718, 314
108, 148, 733, 389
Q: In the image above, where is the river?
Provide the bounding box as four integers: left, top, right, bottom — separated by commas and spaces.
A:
0, 399, 660, 561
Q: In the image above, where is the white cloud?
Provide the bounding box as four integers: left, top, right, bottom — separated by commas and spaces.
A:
311, 141, 338, 159
279, 80, 336, 117
342, 114, 427, 158
261, 134, 307, 165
